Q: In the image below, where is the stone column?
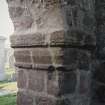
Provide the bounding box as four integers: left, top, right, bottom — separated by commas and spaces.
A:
7, 0, 96, 105
0, 36, 6, 81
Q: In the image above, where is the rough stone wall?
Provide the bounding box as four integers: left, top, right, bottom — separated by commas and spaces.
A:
6, 0, 100, 105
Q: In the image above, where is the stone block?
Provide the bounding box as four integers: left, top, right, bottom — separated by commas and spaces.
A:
91, 82, 105, 104
82, 12, 95, 35
93, 62, 105, 84
47, 71, 59, 96
50, 48, 78, 67
17, 92, 33, 105
14, 50, 31, 63
17, 70, 27, 89
14, 16, 33, 31
58, 70, 77, 95
70, 96, 90, 105
47, 70, 77, 96
32, 48, 52, 65
28, 70, 46, 92
64, 3, 95, 34
78, 50, 91, 70
35, 96, 56, 105
10, 33, 46, 48
96, 35, 105, 60
79, 70, 91, 94
9, 6, 24, 18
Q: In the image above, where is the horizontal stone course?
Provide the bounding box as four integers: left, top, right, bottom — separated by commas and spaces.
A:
17, 68, 91, 98
15, 62, 32, 69
10, 33, 46, 47
17, 90, 90, 105
10, 30, 96, 48
14, 48, 92, 70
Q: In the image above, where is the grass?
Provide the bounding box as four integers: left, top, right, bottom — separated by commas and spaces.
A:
0, 66, 17, 105
0, 94, 16, 105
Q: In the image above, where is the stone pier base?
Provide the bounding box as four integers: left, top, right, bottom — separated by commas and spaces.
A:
6, 0, 105, 105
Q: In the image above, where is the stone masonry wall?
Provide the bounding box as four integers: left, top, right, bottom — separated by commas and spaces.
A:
6, 0, 102, 105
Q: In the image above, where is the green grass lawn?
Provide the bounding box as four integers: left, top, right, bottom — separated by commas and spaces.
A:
0, 81, 17, 105
0, 65, 17, 105
0, 94, 16, 105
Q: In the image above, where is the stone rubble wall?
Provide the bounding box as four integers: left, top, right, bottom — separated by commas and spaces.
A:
6, 0, 104, 105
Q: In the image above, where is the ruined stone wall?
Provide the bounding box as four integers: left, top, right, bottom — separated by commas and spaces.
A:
6, 0, 101, 105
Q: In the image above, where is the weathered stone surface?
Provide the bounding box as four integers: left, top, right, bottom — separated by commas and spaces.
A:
17, 70, 27, 88
79, 70, 91, 94
9, 6, 24, 18
63, 0, 95, 34
47, 70, 77, 96
10, 34, 46, 47
17, 92, 33, 105
78, 50, 91, 70
47, 71, 59, 96
32, 48, 52, 65
47, 48, 79, 67
71, 97, 90, 105
50, 30, 96, 46
28, 70, 46, 92
14, 47, 91, 70
35, 96, 56, 105
14, 49, 31, 63
96, 0, 105, 60
93, 62, 105, 84
58, 71, 77, 95
91, 82, 105, 105
10, 30, 96, 48
15, 62, 32, 69
35, 95, 72, 105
